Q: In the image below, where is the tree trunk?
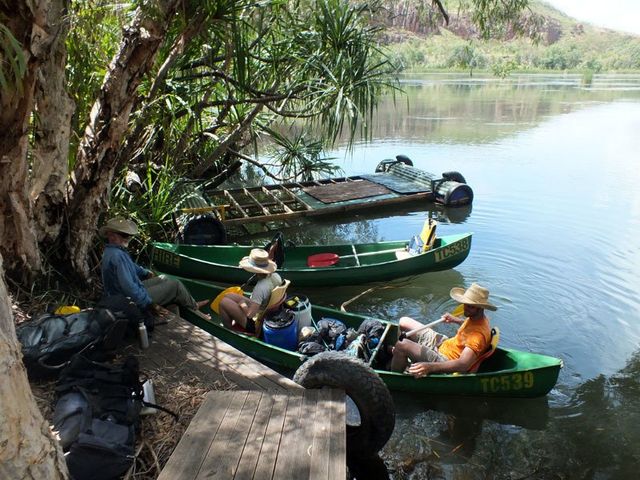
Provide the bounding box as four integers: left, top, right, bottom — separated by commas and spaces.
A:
0, 2, 50, 281
66, 1, 182, 282
0, 255, 68, 479
31, 0, 75, 245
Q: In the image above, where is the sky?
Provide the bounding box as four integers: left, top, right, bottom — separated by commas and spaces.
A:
544, 0, 640, 35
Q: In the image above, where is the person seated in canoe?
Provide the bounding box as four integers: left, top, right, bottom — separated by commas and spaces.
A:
390, 283, 497, 377
218, 248, 284, 333
100, 217, 210, 318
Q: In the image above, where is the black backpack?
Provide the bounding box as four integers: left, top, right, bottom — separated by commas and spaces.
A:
52, 355, 177, 480
16, 309, 128, 378
53, 355, 143, 480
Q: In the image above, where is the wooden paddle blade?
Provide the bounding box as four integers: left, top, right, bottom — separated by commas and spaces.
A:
307, 253, 339, 267
452, 304, 465, 317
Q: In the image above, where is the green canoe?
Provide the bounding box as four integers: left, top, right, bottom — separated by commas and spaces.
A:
151, 233, 472, 287
166, 275, 562, 398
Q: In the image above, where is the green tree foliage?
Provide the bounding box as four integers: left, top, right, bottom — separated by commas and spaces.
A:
447, 42, 486, 75
0, 22, 26, 92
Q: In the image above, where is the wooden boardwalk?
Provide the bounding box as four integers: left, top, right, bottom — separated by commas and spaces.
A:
137, 312, 346, 479
158, 389, 346, 480
134, 312, 302, 393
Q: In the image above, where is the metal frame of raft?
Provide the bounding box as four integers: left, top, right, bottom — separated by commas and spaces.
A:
182, 158, 474, 231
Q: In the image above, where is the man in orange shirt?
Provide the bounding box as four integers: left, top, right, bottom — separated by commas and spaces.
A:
390, 283, 497, 377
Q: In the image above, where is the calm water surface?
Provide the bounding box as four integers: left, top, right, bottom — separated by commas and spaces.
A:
256, 73, 640, 478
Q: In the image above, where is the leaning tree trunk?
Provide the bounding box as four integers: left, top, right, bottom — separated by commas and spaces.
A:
0, 2, 50, 282
66, 0, 182, 282
31, 0, 75, 245
0, 255, 68, 479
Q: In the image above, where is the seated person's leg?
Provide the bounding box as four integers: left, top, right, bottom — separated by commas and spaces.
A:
218, 294, 258, 331
398, 316, 424, 332
144, 275, 209, 311
390, 338, 425, 372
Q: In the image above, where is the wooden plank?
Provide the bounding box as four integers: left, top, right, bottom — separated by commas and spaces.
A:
224, 190, 250, 218
279, 184, 313, 210
243, 188, 271, 216
164, 320, 302, 392
234, 392, 277, 480
195, 391, 261, 480
158, 391, 235, 480
261, 186, 294, 214
150, 326, 263, 391
328, 389, 347, 480
252, 394, 290, 480
296, 390, 321, 479
303, 180, 392, 203
272, 393, 306, 479
308, 389, 334, 480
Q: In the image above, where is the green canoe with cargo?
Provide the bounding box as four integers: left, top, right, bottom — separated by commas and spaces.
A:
166, 275, 562, 398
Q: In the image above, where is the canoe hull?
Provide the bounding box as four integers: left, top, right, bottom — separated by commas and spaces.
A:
152, 233, 472, 287
172, 276, 562, 398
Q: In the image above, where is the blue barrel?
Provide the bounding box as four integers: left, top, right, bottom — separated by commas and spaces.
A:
263, 312, 298, 351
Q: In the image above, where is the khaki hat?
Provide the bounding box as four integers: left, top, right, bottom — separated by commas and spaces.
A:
99, 217, 139, 238
239, 248, 277, 274
450, 283, 497, 311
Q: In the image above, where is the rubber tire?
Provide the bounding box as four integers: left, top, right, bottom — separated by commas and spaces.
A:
293, 351, 395, 458
441, 171, 466, 184
395, 155, 413, 166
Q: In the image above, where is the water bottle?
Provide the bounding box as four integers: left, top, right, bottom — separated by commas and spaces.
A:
138, 321, 149, 349
140, 379, 157, 415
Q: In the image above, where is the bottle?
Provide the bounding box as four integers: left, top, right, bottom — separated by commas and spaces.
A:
140, 380, 157, 415
138, 321, 149, 349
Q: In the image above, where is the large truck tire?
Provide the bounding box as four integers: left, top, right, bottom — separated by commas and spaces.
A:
293, 351, 395, 458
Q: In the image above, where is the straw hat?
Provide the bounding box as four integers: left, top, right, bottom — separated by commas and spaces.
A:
449, 283, 497, 311
99, 217, 139, 238
239, 248, 277, 274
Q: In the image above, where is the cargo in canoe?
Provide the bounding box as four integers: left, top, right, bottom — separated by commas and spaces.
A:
168, 275, 562, 398
152, 232, 472, 288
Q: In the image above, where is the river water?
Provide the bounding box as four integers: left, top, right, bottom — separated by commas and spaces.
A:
258, 73, 640, 479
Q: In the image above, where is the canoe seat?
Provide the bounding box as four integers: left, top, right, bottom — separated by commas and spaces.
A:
468, 327, 500, 373
419, 219, 437, 252
255, 279, 291, 336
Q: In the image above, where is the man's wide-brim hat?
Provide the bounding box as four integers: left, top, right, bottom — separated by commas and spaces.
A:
99, 217, 139, 238
239, 248, 277, 274
450, 283, 497, 311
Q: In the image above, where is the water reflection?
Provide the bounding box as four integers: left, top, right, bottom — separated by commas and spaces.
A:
382, 349, 640, 479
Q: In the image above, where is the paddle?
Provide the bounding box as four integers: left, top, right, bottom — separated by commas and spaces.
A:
398, 304, 465, 341
307, 247, 405, 268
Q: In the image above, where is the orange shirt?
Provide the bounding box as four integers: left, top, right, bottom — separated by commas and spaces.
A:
438, 316, 490, 360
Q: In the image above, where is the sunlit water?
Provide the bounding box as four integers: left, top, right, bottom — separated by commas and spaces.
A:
252, 73, 640, 478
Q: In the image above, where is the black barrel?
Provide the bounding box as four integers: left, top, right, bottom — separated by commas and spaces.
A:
173, 183, 227, 245
433, 181, 474, 206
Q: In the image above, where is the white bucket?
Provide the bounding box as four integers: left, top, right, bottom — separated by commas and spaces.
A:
286, 295, 313, 338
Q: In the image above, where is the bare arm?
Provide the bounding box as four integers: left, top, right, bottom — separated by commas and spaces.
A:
442, 312, 464, 325
407, 347, 477, 377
